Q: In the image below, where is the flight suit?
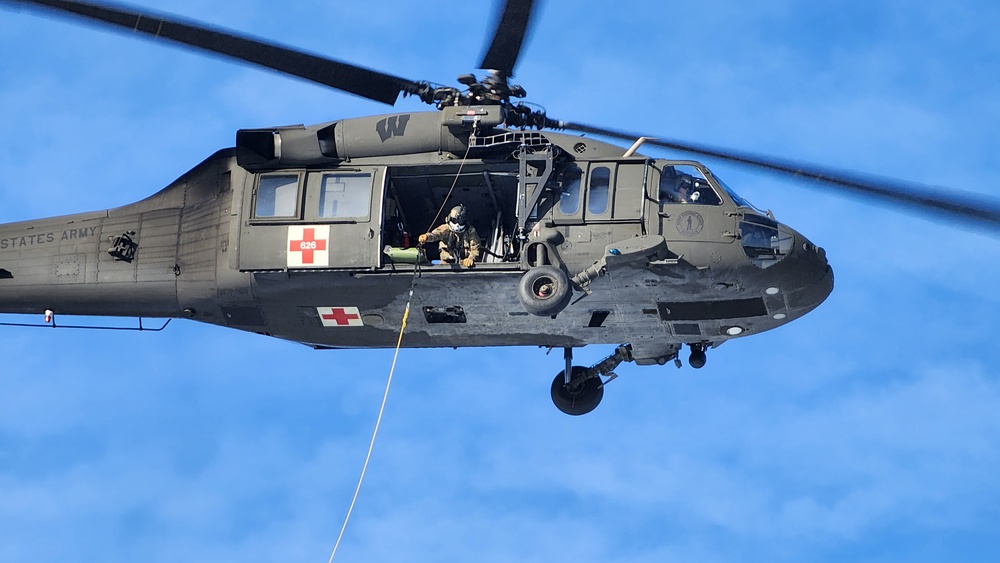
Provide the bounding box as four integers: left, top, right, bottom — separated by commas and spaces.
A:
423, 223, 481, 266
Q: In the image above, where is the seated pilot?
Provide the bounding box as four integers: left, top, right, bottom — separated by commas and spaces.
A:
659, 171, 701, 204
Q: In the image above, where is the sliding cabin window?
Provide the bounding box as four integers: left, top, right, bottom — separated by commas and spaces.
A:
315, 173, 373, 220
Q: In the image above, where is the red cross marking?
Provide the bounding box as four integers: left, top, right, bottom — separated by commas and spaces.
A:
321, 308, 361, 326
289, 227, 328, 264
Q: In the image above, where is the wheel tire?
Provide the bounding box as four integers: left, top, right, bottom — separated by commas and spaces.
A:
550, 367, 604, 416
518, 265, 572, 316
689, 349, 707, 369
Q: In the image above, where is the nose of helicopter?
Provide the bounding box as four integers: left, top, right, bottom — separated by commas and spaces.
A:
781, 226, 834, 318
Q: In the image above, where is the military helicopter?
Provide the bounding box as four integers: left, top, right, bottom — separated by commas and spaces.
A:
0, 0, 998, 416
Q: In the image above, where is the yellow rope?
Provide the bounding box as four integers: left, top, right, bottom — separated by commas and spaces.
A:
327, 289, 413, 562
329, 130, 470, 560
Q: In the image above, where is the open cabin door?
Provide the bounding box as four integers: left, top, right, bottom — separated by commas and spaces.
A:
237, 167, 384, 271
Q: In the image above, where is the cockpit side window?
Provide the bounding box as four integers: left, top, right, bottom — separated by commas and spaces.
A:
658, 165, 721, 206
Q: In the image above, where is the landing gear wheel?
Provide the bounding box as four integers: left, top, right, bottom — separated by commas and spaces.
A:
518, 265, 572, 316
551, 366, 604, 416
688, 344, 707, 369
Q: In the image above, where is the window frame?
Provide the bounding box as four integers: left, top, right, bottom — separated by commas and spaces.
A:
586, 165, 612, 217
250, 172, 304, 223
305, 171, 375, 222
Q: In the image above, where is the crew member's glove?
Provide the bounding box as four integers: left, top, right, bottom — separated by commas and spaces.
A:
418, 234, 428, 244
461, 257, 475, 268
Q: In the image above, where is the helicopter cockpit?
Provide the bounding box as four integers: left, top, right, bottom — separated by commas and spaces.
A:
657, 164, 722, 206
704, 172, 796, 268
655, 162, 794, 269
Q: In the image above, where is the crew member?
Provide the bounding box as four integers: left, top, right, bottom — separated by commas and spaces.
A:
660, 171, 700, 204
418, 205, 480, 268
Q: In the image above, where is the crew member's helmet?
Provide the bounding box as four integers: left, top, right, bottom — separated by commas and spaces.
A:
447, 205, 468, 232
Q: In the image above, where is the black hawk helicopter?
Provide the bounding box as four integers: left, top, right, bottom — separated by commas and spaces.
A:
1, 0, 998, 415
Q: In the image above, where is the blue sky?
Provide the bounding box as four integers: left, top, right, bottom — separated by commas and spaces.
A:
1, 1, 999, 561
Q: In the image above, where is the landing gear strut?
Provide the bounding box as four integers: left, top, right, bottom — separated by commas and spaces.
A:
550, 345, 633, 415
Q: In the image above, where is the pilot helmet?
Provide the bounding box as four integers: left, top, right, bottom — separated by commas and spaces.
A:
447, 205, 468, 232
677, 174, 693, 191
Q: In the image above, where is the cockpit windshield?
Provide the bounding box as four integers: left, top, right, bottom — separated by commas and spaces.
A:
712, 173, 765, 214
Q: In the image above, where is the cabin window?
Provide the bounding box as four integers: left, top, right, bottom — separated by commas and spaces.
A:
254, 174, 300, 218
557, 165, 583, 215
317, 173, 372, 219
588, 166, 611, 215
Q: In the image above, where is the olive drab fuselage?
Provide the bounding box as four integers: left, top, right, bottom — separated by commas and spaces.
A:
0, 110, 833, 366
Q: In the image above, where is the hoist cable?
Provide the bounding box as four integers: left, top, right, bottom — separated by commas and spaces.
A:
328, 134, 473, 561
426, 131, 476, 231
327, 286, 414, 563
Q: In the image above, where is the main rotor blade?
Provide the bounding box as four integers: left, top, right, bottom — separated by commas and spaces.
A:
479, 0, 537, 76
560, 121, 1000, 233
6, 0, 424, 105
